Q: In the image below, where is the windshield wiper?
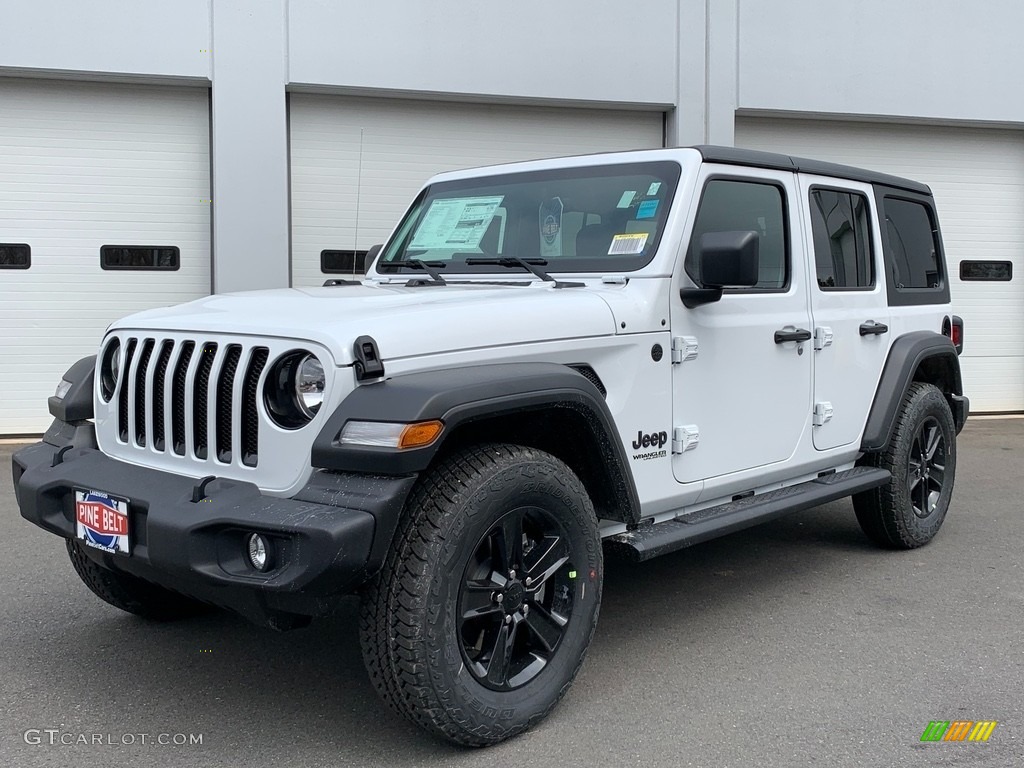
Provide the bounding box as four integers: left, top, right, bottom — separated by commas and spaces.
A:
464, 257, 583, 289
383, 259, 447, 285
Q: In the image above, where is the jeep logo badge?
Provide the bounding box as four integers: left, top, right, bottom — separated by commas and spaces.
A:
632, 430, 668, 450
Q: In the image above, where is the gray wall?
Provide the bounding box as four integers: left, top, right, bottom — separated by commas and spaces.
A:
0, 0, 210, 81
287, 1, 679, 108
737, 0, 1024, 124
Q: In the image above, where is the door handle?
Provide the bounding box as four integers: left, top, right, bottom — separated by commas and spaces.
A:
859, 321, 889, 336
774, 328, 812, 344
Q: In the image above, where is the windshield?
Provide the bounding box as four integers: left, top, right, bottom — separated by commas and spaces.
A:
377, 161, 681, 274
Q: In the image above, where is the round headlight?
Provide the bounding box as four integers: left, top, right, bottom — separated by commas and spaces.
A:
294, 354, 325, 418
264, 350, 326, 430
100, 338, 122, 402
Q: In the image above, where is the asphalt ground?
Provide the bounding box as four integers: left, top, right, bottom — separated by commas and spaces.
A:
1, 419, 1021, 768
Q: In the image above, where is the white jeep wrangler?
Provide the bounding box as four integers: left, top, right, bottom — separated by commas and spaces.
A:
14, 146, 968, 746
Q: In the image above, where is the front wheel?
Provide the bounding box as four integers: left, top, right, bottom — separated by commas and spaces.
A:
853, 382, 957, 548
359, 443, 602, 746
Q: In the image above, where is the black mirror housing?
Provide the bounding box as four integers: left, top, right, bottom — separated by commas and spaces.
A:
698, 230, 759, 288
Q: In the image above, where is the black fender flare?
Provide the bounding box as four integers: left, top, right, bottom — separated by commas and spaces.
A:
312, 362, 641, 523
860, 331, 963, 452
48, 355, 96, 423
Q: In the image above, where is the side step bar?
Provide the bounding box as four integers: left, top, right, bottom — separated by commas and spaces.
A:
607, 466, 891, 562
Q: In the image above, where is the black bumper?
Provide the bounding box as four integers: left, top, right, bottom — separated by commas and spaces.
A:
12, 432, 416, 628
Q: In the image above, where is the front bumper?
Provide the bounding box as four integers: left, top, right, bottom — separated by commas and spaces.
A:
13, 430, 416, 628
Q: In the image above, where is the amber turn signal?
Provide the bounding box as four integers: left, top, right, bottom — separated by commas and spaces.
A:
398, 420, 444, 449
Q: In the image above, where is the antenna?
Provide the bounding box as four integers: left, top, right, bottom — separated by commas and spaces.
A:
353, 127, 364, 278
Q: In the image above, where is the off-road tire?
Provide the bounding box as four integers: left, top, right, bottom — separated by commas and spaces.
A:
67, 540, 208, 620
854, 383, 957, 549
359, 443, 602, 747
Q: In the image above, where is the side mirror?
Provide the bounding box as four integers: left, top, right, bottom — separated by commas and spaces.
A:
680, 230, 759, 308
365, 243, 382, 267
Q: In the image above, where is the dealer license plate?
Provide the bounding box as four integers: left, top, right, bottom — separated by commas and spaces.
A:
75, 489, 130, 556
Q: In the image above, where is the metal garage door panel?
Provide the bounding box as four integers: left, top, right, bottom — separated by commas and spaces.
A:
736, 117, 1024, 412
0, 79, 210, 434
289, 95, 664, 288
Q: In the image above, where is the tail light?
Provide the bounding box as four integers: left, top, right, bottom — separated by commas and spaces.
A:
943, 316, 964, 355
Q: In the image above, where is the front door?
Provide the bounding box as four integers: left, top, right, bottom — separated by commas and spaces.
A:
670, 166, 813, 486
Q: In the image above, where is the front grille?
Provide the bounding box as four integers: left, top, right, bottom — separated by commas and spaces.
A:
133, 339, 155, 446
113, 336, 269, 467
117, 338, 138, 442
151, 340, 173, 451
171, 341, 195, 455
192, 343, 218, 460
241, 348, 269, 467
216, 345, 242, 463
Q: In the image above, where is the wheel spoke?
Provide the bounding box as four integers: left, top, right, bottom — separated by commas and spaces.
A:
917, 477, 930, 516
493, 511, 523, 573
524, 534, 569, 588
523, 603, 565, 653
461, 579, 502, 620
908, 473, 923, 494
485, 620, 517, 687
925, 426, 942, 462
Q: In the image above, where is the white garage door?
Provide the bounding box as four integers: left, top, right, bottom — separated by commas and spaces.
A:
736, 116, 1024, 412
0, 79, 210, 435
290, 94, 664, 288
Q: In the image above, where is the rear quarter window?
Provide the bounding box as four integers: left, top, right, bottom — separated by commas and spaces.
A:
876, 188, 950, 306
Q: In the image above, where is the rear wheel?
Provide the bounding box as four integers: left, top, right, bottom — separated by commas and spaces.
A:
67, 540, 208, 620
854, 383, 957, 548
359, 443, 602, 746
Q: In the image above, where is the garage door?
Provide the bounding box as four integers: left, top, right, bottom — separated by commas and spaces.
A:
0, 79, 210, 435
736, 116, 1024, 412
290, 94, 664, 288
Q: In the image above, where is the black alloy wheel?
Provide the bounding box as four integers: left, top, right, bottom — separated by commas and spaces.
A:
459, 506, 578, 691
908, 416, 947, 519
854, 382, 957, 549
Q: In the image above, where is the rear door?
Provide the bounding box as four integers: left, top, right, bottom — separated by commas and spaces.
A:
671, 166, 813, 486
800, 176, 890, 450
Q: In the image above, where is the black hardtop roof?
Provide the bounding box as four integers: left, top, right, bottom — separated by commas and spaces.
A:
693, 145, 931, 195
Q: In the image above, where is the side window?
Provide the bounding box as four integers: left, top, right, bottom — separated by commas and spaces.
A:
809, 189, 874, 290
882, 197, 942, 289
685, 179, 787, 290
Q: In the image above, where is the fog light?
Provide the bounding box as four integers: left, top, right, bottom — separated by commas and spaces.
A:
247, 533, 272, 572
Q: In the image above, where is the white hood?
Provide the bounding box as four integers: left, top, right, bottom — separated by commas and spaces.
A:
110, 282, 617, 365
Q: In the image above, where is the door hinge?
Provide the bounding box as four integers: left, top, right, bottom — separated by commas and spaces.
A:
672, 425, 700, 454
812, 401, 834, 426
813, 326, 834, 351
671, 336, 699, 364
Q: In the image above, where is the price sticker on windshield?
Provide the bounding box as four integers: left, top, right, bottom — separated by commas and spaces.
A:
608, 233, 648, 255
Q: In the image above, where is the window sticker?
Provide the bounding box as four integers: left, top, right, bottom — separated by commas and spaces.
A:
616, 190, 636, 208
636, 199, 659, 219
539, 197, 564, 258
409, 196, 504, 250
608, 232, 648, 255
647, 182, 662, 196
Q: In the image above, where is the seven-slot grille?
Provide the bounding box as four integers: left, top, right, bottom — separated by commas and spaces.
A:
114, 337, 270, 467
